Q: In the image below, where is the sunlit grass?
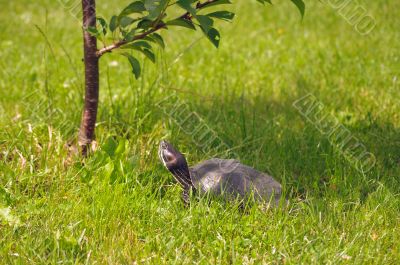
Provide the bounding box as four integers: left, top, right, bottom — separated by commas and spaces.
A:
0, 0, 399, 263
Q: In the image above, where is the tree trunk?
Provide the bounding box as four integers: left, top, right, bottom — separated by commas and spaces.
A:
79, 0, 99, 156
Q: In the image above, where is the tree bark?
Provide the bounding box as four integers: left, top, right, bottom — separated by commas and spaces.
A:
79, 0, 99, 156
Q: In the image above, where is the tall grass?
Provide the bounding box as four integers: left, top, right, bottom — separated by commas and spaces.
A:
0, 0, 399, 263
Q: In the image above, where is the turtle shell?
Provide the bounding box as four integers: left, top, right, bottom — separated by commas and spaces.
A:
189, 158, 282, 203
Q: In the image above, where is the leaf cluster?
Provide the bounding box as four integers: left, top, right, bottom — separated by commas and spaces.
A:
87, 0, 305, 78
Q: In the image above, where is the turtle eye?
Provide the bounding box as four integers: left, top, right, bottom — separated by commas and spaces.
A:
160, 141, 168, 150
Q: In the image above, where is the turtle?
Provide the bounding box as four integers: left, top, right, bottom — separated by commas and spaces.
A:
158, 140, 283, 206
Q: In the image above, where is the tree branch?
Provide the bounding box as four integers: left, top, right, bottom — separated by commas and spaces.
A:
96, 0, 219, 57
97, 24, 165, 57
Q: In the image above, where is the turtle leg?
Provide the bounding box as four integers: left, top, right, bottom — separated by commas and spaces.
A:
182, 188, 190, 207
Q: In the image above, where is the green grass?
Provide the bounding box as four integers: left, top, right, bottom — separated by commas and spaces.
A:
1, 0, 399, 263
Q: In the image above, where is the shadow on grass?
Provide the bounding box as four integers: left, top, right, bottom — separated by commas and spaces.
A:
169, 88, 400, 203
79, 75, 400, 204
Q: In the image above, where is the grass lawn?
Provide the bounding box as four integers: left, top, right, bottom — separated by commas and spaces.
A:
1, 0, 399, 263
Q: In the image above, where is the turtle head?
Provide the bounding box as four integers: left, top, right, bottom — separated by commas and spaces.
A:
158, 140, 192, 188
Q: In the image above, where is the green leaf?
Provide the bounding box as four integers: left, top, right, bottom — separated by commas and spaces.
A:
177, 0, 197, 16
109, 15, 119, 32
144, 0, 169, 20
199, 0, 232, 9
119, 1, 146, 17
122, 53, 141, 79
96, 17, 107, 35
149, 33, 165, 49
166, 18, 196, 30
197, 15, 214, 33
124, 29, 136, 41
102, 137, 118, 157
101, 159, 115, 180
87, 26, 100, 37
142, 49, 156, 63
142, 33, 165, 49
206, 11, 235, 21
204, 27, 220, 48
120, 16, 137, 28
256, 0, 272, 5
290, 0, 305, 18
115, 139, 128, 157
137, 19, 153, 30
123, 41, 156, 63
124, 41, 153, 50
